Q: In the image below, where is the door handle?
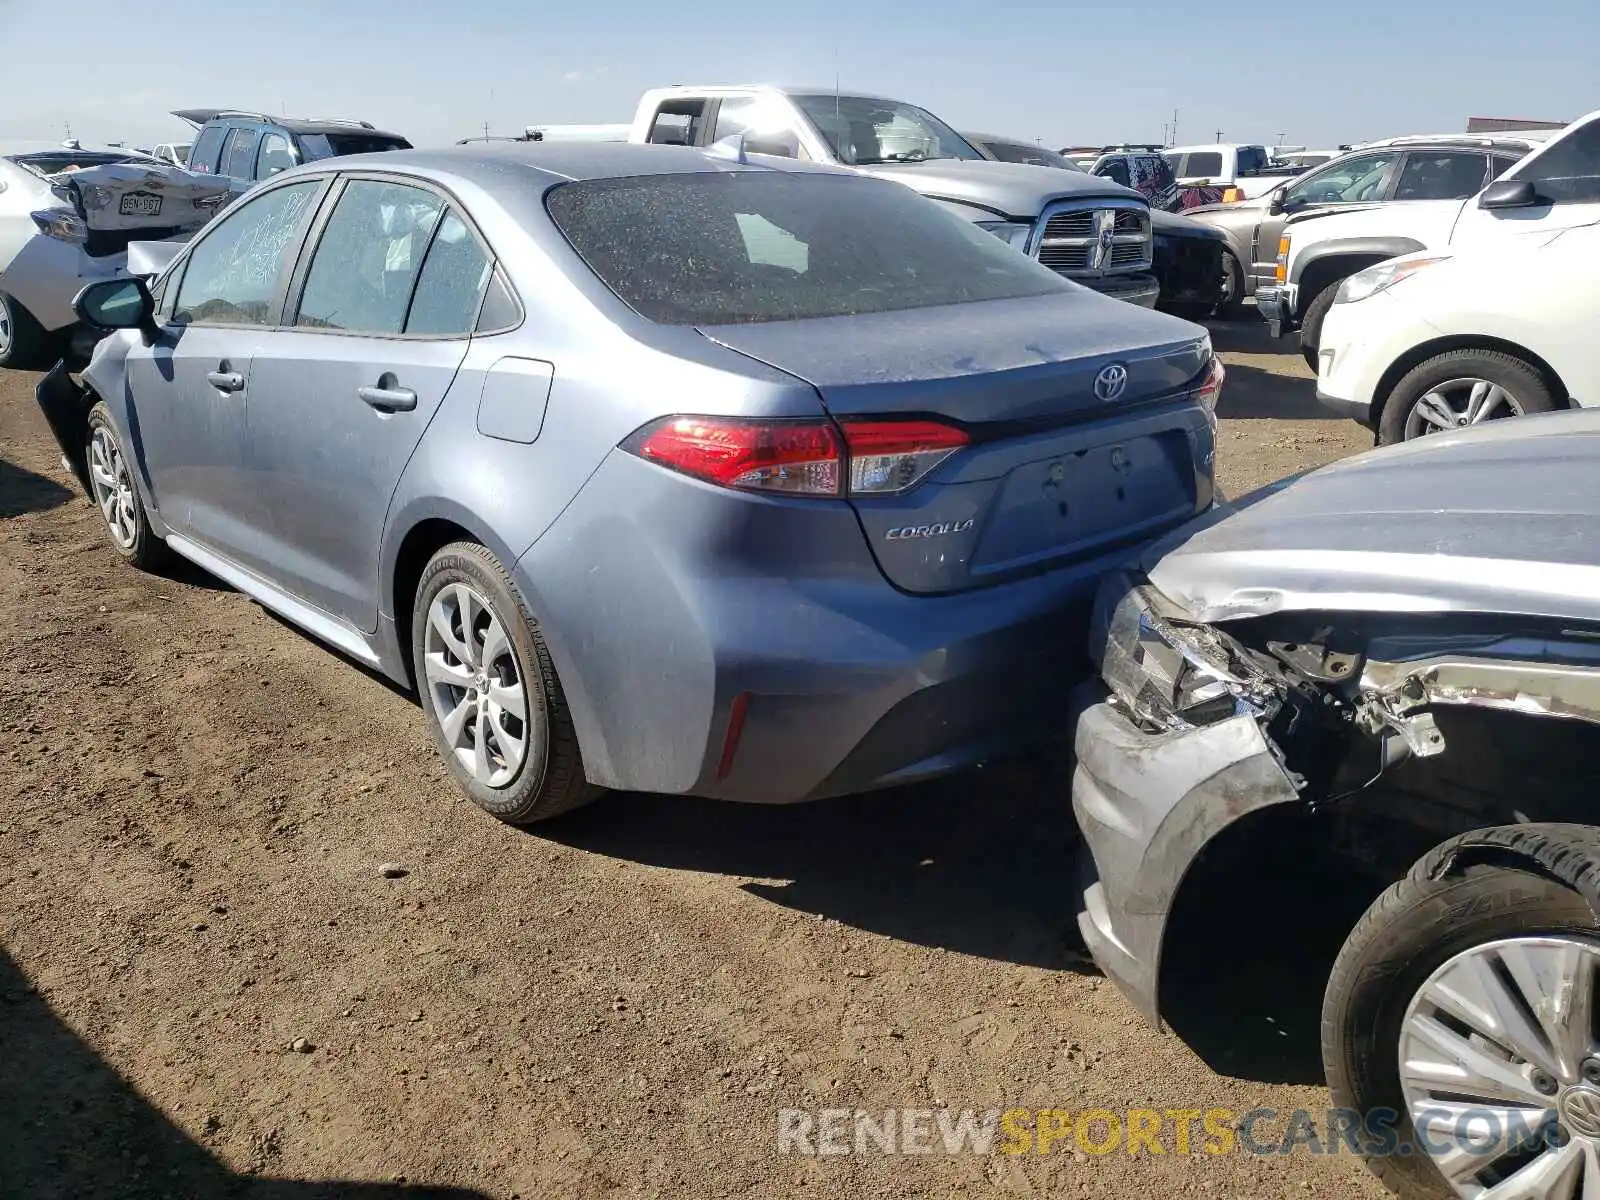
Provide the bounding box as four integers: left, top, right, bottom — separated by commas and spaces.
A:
358, 376, 418, 413
206, 370, 245, 393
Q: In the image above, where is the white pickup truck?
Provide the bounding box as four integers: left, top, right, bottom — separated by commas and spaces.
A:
1163, 143, 1295, 201
1259, 109, 1600, 366
608, 85, 1163, 307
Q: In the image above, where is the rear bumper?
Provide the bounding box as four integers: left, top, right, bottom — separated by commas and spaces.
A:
1072, 695, 1300, 1025
516, 446, 1213, 804
1254, 284, 1296, 338
1082, 272, 1161, 309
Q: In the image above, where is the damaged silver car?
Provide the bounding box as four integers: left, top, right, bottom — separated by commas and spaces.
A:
1074, 411, 1600, 1200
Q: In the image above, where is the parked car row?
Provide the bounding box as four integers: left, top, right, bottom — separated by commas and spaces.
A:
16, 91, 1600, 1200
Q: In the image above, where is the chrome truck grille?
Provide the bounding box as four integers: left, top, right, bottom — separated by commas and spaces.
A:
1034, 201, 1152, 278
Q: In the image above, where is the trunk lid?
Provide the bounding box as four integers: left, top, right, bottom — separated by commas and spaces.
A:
46, 161, 229, 233
701, 291, 1215, 594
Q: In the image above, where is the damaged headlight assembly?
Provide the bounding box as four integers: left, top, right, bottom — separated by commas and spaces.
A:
1094, 576, 1283, 732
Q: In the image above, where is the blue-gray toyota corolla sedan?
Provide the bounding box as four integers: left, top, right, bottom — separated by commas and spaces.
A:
36, 143, 1222, 823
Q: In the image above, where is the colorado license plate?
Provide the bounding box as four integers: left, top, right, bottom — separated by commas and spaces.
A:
119, 192, 162, 217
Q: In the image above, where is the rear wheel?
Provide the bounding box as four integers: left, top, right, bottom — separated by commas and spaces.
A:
412, 542, 601, 825
1379, 349, 1556, 445
1324, 831, 1600, 1200
0, 291, 51, 370
1297, 281, 1340, 371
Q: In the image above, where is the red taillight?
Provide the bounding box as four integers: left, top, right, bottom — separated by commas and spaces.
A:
1193, 357, 1226, 410
630, 417, 844, 495
840, 420, 970, 495
624, 415, 968, 497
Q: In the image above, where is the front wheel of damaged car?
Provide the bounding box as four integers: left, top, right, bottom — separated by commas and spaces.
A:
86, 403, 168, 570
412, 542, 601, 825
1324, 833, 1600, 1200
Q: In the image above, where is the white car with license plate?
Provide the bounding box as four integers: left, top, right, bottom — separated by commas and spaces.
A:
0, 142, 228, 368
1316, 221, 1600, 443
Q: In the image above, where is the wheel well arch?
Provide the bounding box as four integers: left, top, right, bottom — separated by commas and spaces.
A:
389, 517, 483, 686
1294, 252, 1391, 317
1368, 334, 1572, 431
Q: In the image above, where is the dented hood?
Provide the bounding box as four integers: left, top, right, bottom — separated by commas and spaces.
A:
1143, 410, 1600, 625
46, 161, 228, 231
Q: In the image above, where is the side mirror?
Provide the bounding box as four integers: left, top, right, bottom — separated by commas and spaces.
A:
1268, 185, 1291, 215
1479, 178, 1539, 210
74, 277, 157, 342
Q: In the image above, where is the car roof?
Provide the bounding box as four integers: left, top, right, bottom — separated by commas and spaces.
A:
172, 109, 405, 140
285, 141, 856, 188
645, 84, 904, 104
1353, 132, 1549, 150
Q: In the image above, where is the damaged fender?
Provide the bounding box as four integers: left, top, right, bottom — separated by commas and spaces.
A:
1072, 698, 1301, 1027
35, 361, 96, 493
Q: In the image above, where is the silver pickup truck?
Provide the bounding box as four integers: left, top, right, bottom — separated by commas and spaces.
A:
624, 85, 1161, 308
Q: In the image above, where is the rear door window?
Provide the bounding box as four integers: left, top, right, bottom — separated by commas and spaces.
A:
404, 211, 493, 336
294, 179, 444, 335
188, 125, 226, 174
256, 133, 296, 181
219, 128, 260, 180
1393, 152, 1490, 200
172, 181, 323, 326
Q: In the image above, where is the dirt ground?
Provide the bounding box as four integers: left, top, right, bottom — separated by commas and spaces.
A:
0, 320, 1377, 1200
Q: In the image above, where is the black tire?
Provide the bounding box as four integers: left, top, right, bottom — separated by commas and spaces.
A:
1297, 281, 1340, 371
0, 290, 51, 370
1378, 348, 1557, 446
1215, 250, 1246, 320
411, 541, 601, 825
1323, 831, 1599, 1200
85, 402, 169, 570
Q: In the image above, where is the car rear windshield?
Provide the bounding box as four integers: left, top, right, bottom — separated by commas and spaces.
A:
544, 171, 1070, 326
297, 133, 412, 161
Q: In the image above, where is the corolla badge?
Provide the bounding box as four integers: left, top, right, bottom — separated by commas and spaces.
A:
886, 519, 976, 542
1094, 364, 1130, 402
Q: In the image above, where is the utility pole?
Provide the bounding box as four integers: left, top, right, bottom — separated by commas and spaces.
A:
1214, 128, 1224, 142
1171, 109, 1178, 146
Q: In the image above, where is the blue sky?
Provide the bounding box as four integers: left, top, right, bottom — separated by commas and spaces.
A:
3, 0, 1594, 152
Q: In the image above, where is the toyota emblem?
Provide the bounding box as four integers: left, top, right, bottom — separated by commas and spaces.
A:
1094, 364, 1130, 402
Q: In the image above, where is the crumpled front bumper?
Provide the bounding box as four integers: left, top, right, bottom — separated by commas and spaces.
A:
1072, 693, 1301, 1026
1254, 284, 1296, 338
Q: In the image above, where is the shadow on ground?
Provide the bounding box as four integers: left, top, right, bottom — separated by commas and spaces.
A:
0, 456, 73, 518
0, 948, 489, 1200
549, 739, 1095, 973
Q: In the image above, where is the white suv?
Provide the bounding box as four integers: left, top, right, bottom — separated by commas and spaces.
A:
1259, 113, 1597, 365
1316, 222, 1599, 443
